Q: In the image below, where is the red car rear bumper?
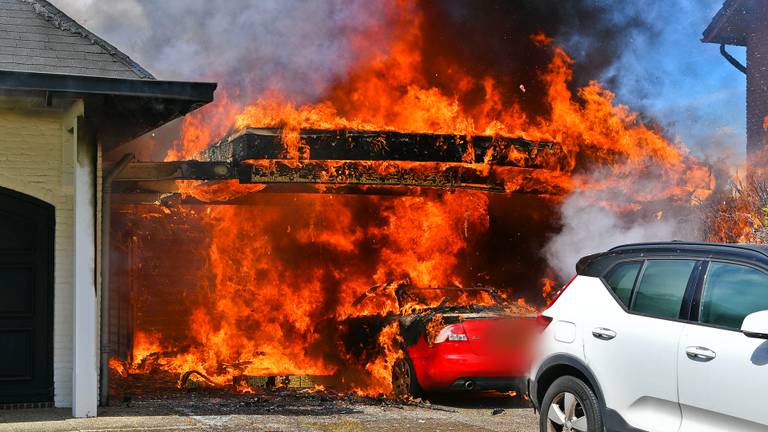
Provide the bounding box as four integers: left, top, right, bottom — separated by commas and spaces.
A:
408, 338, 530, 392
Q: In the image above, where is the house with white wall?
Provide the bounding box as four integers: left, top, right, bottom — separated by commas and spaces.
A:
0, 0, 215, 417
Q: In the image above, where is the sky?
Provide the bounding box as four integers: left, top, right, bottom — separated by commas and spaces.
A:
54, 0, 748, 166
589, 0, 747, 166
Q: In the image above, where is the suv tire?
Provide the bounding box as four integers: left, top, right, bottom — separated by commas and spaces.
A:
539, 376, 603, 432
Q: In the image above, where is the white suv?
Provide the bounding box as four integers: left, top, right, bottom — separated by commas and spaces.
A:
529, 242, 768, 432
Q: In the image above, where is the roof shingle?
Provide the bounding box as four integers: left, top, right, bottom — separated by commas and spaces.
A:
0, 0, 154, 79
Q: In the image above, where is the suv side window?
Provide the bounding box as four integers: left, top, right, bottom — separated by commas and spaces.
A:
700, 262, 768, 330
631, 260, 696, 319
604, 261, 642, 306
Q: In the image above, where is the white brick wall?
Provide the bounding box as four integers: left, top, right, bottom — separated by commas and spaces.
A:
0, 96, 82, 407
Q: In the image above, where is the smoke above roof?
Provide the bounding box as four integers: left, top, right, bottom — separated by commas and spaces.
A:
55, 0, 401, 104
54, 0, 652, 105
54, 0, 743, 165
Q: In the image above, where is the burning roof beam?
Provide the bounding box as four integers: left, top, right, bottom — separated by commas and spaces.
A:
114, 161, 234, 181
111, 129, 567, 201
239, 160, 503, 191
111, 160, 504, 191
198, 128, 565, 169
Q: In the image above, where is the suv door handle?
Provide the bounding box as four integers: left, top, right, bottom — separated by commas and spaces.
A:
592, 328, 617, 340
686, 346, 716, 361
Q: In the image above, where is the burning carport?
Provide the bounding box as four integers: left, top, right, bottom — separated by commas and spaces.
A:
96, 0, 717, 401
104, 127, 566, 397
0, 0, 215, 417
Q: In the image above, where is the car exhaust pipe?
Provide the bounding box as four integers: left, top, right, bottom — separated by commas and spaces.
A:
464, 380, 475, 390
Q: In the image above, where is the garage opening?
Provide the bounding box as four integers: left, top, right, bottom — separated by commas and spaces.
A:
0, 187, 54, 405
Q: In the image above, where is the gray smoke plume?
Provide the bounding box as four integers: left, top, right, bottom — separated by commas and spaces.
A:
54, 0, 399, 104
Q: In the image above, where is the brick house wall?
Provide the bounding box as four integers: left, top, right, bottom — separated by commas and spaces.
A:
0, 94, 97, 408
747, 5, 768, 158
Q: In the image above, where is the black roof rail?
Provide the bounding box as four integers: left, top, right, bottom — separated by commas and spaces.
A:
608, 241, 768, 260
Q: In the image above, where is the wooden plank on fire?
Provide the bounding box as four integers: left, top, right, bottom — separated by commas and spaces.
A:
236, 159, 504, 191
198, 128, 566, 170
112, 161, 234, 181
111, 128, 570, 196
110, 164, 568, 204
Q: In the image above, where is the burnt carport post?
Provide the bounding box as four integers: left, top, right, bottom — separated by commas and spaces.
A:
100, 153, 134, 407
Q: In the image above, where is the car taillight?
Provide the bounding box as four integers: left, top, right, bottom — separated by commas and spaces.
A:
546, 274, 577, 308
434, 324, 468, 343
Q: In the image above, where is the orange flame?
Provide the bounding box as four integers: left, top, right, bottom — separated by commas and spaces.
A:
116, 0, 716, 397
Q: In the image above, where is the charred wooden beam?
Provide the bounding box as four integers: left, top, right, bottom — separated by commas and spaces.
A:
111, 129, 568, 197
111, 165, 567, 205
112, 161, 233, 181
112, 160, 503, 191
198, 128, 565, 170
111, 184, 495, 205
237, 160, 507, 191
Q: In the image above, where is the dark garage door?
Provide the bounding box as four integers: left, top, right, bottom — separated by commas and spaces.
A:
0, 187, 54, 403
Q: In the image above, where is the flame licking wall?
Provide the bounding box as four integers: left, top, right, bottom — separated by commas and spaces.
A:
108, 0, 716, 395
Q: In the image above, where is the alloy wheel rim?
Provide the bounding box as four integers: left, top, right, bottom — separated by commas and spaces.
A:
392, 360, 410, 396
546, 391, 588, 432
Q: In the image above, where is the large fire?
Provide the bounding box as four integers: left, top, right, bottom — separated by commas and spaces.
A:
111, 0, 715, 397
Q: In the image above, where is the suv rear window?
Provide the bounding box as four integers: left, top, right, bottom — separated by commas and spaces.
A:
604, 261, 641, 306
700, 262, 768, 330
631, 260, 696, 319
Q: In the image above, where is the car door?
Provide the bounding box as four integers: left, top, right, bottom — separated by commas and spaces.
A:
583, 259, 699, 432
678, 261, 768, 432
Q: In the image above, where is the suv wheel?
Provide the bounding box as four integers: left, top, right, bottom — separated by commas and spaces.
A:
392, 358, 422, 399
540, 376, 603, 432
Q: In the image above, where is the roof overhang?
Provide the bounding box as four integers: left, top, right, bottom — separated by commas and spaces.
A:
0, 70, 215, 100
0, 69, 217, 150
702, 0, 762, 46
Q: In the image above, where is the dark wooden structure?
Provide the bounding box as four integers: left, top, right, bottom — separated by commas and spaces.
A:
112, 129, 567, 203
198, 128, 563, 168
703, 0, 768, 159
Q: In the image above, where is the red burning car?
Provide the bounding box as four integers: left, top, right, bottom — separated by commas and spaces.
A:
387, 287, 539, 398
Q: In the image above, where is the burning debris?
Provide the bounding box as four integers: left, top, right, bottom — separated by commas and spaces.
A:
705, 169, 768, 243
108, 277, 539, 400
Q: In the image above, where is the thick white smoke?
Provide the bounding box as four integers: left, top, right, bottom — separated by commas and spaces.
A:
543, 165, 704, 280
544, 191, 681, 279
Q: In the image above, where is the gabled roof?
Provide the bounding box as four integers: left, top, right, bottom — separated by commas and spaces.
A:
0, 0, 154, 79
0, 0, 219, 151
702, 0, 764, 46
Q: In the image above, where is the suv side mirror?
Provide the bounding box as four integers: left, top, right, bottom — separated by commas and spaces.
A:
741, 311, 768, 339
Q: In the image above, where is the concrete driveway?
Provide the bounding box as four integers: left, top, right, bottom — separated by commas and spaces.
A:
0, 391, 538, 432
